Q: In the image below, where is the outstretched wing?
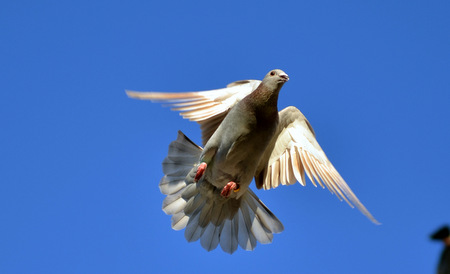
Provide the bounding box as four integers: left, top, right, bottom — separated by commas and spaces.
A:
255, 106, 379, 224
126, 80, 261, 145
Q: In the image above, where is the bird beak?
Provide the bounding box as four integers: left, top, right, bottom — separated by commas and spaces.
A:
280, 73, 289, 82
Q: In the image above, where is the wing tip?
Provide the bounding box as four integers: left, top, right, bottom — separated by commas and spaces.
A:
125, 89, 136, 97
366, 213, 381, 225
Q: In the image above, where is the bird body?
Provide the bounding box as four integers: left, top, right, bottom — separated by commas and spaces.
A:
199, 70, 285, 197
127, 69, 379, 254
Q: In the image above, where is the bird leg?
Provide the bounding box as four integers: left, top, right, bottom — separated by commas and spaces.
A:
194, 162, 207, 182
220, 181, 240, 198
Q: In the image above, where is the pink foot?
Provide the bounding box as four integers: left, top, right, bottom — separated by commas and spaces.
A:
194, 162, 207, 182
220, 181, 240, 198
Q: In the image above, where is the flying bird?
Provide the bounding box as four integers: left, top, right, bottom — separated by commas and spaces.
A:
127, 69, 379, 254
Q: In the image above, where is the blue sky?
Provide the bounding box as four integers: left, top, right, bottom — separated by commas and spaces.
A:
1, 1, 449, 273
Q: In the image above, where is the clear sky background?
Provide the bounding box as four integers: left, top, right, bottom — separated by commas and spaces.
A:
1, 1, 449, 273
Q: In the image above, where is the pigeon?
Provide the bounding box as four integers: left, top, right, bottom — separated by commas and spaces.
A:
126, 69, 379, 254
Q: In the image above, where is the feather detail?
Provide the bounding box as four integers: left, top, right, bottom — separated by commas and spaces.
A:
171, 212, 189, 231
200, 222, 222, 251
162, 188, 187, 215
290, 146, 306, 186
237, 208, 257, 251
257, 106, 379, 224
126, 80, 261, 144
184, 210, 205, 242
220, 218, 239, 254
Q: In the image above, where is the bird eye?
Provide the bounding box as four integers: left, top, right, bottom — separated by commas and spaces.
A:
270, 71, 276, 76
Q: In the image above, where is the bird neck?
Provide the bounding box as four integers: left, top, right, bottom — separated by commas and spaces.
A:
245, 84, 281, 115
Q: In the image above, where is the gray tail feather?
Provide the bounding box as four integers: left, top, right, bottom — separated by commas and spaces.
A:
159, 131, 284, 254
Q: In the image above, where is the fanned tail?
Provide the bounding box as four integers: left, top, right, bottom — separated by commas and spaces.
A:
160, 131, 284, 254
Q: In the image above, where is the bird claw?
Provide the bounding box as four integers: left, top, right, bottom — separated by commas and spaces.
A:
194, 162, 207, 182
221, 181, 240, 198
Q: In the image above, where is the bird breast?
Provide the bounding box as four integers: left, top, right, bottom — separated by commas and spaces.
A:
203, 108, 278, 195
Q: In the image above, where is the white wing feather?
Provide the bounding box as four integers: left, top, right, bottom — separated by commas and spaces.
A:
126, 80, 261, 144
261, 107, 379, 224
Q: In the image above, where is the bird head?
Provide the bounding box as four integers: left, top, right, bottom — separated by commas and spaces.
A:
262, 69, 289, 91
